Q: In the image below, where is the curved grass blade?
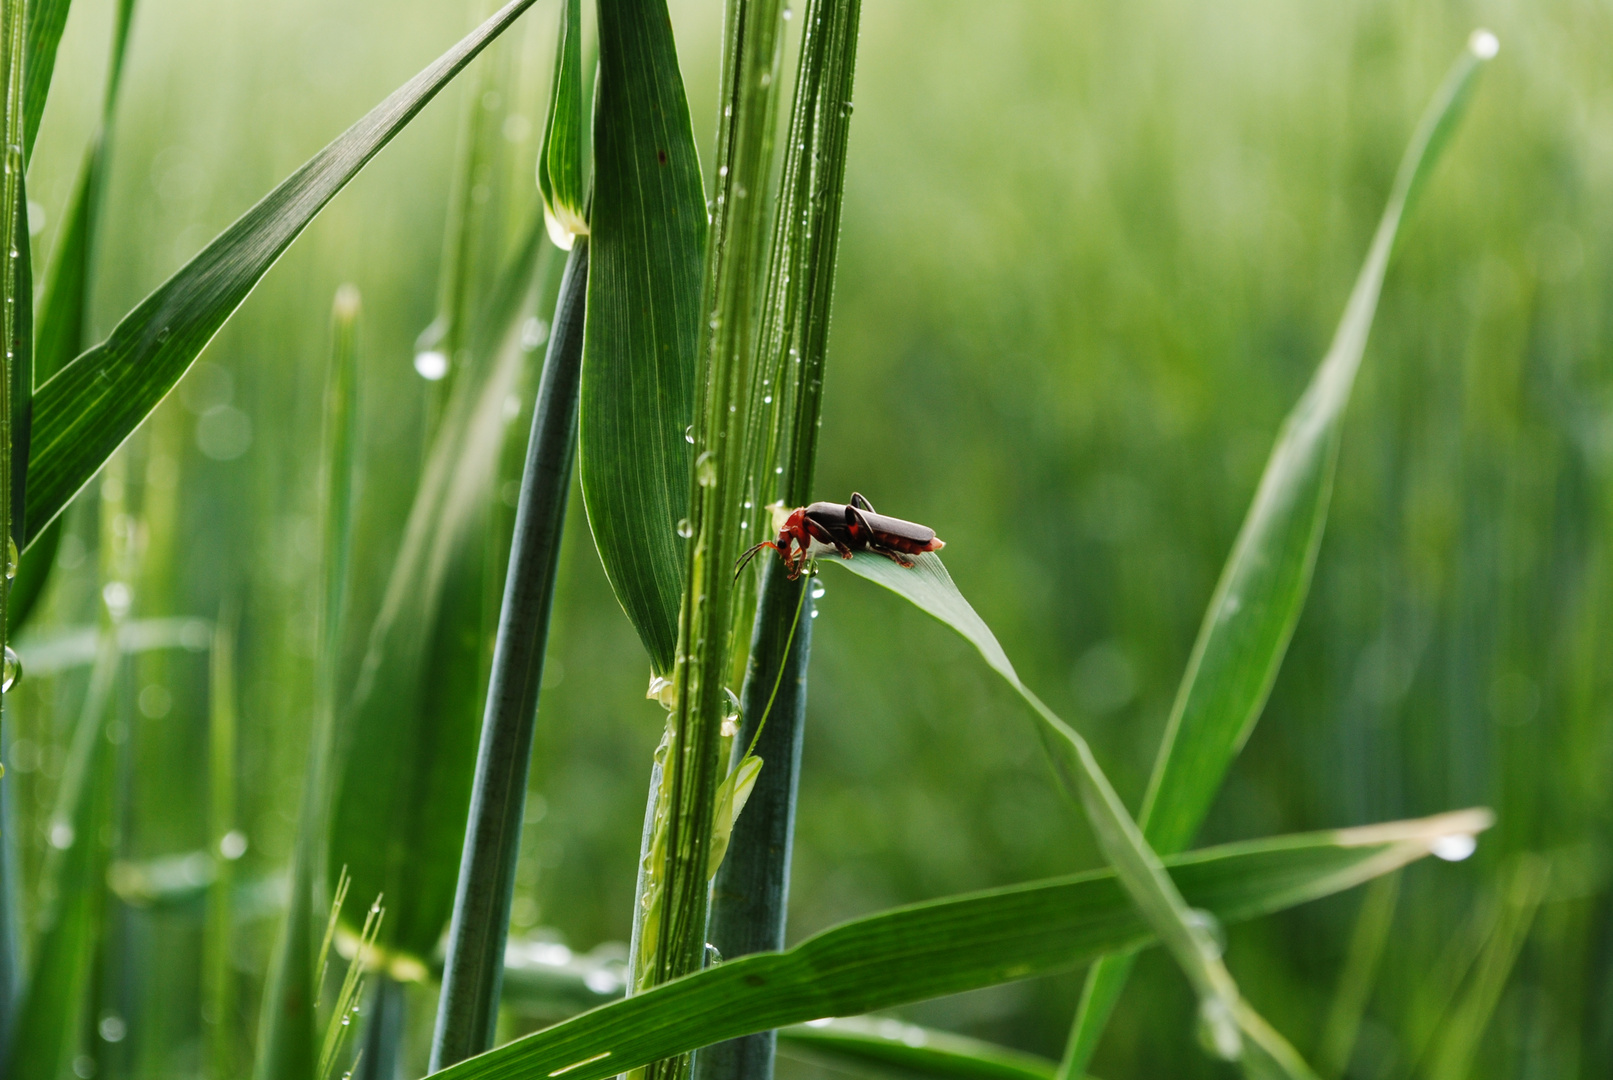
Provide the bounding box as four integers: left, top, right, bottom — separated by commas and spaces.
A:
426, 812, 1489, 1080
578, 0, 705, 674
1315, 872, 1399, 1078
431, 239, 589, 1070
777, 1018, 1058, 1080
21, 0, 543, 551
1060, 33, 1497, 1076
536, 0, 586, 248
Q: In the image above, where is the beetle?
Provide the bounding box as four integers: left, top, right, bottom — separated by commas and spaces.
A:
735, 492, 945, 580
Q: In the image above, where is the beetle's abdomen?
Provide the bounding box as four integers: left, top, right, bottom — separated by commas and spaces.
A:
862, 511, 943, 553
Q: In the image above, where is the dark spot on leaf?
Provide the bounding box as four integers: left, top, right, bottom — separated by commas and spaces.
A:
657, 149, 668, 165
743, 974, 766, 987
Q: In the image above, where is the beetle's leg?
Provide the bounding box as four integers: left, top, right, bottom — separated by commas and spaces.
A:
805, 517, 854, 560
868, 542, 916, 569
850, 492, 875, 513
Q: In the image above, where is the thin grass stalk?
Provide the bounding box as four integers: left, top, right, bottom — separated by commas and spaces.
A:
0, 0, 25, 712
430, 238, 590, 1070
1315, 871, 1399, 1078
205, 603, 240, 1079
698, 4, 860, 1079
255, 287, 364, 1080
623, 3, 789, 1078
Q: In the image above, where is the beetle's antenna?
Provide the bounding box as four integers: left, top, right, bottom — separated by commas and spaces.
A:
734, 541, 778, 579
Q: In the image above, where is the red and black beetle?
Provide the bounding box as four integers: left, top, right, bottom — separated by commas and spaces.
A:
736, 493, 945, 580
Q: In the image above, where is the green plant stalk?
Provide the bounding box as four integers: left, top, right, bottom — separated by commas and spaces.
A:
627, 0, 788, 1074
254, 287, 363, 1080
206, 606, 240, 1080
0, 0, 25, 697
698, 2, 861, 1078
1055, 35, 1496, 1077
428, 813, 1483, 1080
697, 558, 811, 1080
430, 238, 589, 1071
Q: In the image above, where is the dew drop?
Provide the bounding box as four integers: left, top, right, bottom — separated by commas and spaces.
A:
810, 608, 820, 619
774, 466, 783, 475
718, 165, 729, 177
810, 580, 825, 599
685, 425, 695, 444
5, 535, 15, 580
696, 452, 717, 487
1432, 833, 1477, 861
1185, 908, 1226, 958
49, 819, 73, 849
705, 942, 724, 967
4, 646, 21, 693
676, 518, 694, 539
414, 350, 450, 381
763, 395, 772, 404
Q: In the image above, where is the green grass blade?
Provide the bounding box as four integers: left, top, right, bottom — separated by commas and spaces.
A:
20, 0, 543, 551
578, 0, 705, 674
206, 605, 241, 1080
328, 227, 557, 964
431, 239, 588, 1070
777, 1018, 1058, 1080
255, 287, 364, 1080
426, 813, 1487, 1080
1424, 858, 1547, 1080
22, 0, 72, 162
1061, 33, 1497, 1077
1315, 872, 1398, 1078
3, 626, 121, 1078
830, 552, 1344, 1069
536, 0, 586, 247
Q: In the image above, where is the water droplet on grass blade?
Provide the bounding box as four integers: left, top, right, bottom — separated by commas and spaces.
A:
1185, 907, 1226, 957
1469, 29, 1499, 58
5, 536, 15, 579
810, 580, 825, 599
685, 425, 695, 443
414, 350, 449, 380
50, 820, 73, 849
4, 647, 21, 692
103, 581, 132, 619
676, 519, 694, 539
1196, 998, 1241, 1060
1432, 833, 1477, 861
696, 452, 717, 486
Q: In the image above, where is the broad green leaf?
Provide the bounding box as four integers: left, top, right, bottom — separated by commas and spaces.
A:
329, 230, 557, 963
427, 812, 1489, 1080
537, 0, 586, 248
1062, 34, 1497, 1075
21, 0, 543, 551
778, 1018, 1058, 1080
578, 0, 705, 674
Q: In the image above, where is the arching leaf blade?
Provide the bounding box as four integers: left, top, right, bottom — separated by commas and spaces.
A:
426, 812, 1488, 1080
1062, 34, 1497, 1077
21, 0, 543, 551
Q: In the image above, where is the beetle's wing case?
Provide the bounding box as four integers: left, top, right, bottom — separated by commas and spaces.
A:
858, 510, 936, 545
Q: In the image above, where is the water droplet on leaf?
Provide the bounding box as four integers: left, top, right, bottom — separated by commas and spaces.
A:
676, 518, 694, 539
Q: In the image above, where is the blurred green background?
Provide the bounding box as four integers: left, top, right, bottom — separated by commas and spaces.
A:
10, 0, 1613, 1077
